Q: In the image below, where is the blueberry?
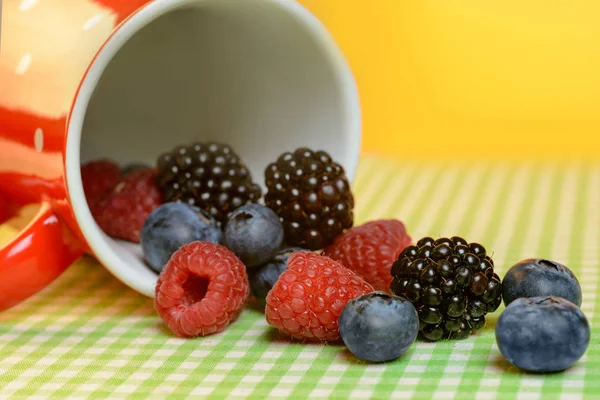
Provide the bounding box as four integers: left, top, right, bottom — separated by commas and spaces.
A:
141, 202, 222, 273
502, 259, 582, 307
339, 292, 419, 363
496, 296, 590, 372
224, 204, 284, 268
249, 248, 306, 306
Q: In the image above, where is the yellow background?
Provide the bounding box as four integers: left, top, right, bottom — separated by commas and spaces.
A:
299, 0, 600, 160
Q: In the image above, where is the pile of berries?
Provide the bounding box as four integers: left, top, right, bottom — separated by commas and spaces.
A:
83, 142, 355, 250
82, 142, 590, 372
82, 144, 364, 339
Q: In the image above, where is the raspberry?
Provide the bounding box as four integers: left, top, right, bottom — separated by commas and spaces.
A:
93, 168, 163, 243
324, 220, 412, 292
81, 160, 121, 211
156, 142, 262, 224
155, 241, 249, 337
265, 252, 374, 341
264, 148, 354, 250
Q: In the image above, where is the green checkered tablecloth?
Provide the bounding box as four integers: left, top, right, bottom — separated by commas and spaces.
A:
1, 157, 599, 399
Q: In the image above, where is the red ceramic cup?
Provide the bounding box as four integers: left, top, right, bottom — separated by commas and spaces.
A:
0, 0, 360, 311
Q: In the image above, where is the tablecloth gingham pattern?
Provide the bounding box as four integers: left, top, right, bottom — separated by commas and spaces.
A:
1, 157, 599, 399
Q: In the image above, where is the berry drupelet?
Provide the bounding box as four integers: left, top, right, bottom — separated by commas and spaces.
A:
156, 142, 262, 224
390, 236, 503, 341
264, 148, 354, 250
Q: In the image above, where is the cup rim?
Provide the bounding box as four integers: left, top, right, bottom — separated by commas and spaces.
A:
65, 0, 361, 297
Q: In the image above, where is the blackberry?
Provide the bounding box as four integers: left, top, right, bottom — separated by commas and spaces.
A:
156, 142, 261, 224
390, 236, 502, 341
264, 148, 354, 250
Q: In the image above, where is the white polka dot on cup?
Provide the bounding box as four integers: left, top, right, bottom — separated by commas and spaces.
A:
18, 0, 38, 12
34, 128, 44, 152
83, 14, 105, 31
15, 54, 32, 75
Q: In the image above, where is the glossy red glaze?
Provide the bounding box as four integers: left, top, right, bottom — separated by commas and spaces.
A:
0, 0, 153, 311
0, 193, 17, 224
0, 203, 82, 311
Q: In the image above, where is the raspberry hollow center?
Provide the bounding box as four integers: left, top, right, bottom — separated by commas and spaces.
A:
180, 275, 209, 307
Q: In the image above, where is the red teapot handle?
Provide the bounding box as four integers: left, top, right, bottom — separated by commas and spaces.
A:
0, 202, 81, 312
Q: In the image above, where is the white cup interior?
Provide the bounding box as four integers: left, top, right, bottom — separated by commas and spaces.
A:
66, 0, 360, 297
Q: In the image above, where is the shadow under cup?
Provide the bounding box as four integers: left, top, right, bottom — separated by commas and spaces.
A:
65, 0, 361, 297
